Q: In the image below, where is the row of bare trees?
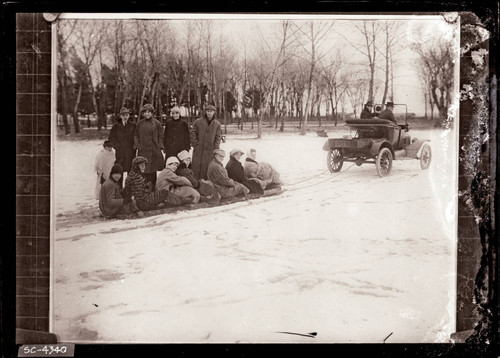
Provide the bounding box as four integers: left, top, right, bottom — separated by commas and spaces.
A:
57, 18, 456, 136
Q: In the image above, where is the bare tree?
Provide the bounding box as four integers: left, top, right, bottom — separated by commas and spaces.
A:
73, 20, 109, 130
293, 20, 334, 135
377, 21, 406, 108
56, 19, 77, 134
413, 39, 454, 126
320, 49, 347, 126
342, 21, 382, 103
253, 20, 299, 138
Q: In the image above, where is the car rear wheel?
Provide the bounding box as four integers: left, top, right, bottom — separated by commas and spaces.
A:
327, 148, 343, 173
376, 147, 393, 177
420, 143, 432, 170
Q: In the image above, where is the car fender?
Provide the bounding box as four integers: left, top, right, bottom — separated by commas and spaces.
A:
370, 140, 393, 157
322, 139, 331, 151
406, 139, 430, 158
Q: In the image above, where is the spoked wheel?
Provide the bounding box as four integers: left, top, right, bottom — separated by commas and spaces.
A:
420, 143, 432, 170
327, 148, 344, 173
376, 147, 393, 177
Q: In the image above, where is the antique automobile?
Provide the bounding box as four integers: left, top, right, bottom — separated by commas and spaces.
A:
322, 104, 431, 177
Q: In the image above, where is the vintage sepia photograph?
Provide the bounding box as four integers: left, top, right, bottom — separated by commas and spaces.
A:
50, 13, 460, 343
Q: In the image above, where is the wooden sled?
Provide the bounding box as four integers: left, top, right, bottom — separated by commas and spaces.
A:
114, 187, 284, 220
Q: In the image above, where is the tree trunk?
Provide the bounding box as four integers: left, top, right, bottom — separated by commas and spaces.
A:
57, 74, 71, 135
72, 83, 83, 134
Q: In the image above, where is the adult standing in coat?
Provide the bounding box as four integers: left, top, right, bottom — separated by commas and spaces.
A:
134, 103, 165, 187
190, 104, 222, 180
163, 106, 190, 164
108, 107, 136, 185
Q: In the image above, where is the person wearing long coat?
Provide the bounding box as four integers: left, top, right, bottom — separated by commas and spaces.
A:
225, 149, 264, 194
108, 107, 136, 174
163, 107, 190, 163
157, 157, 200, 204
99, 163, 139, 218
207, 149, 249, 199
190, 105, 222, 180
134, 103, 164, 187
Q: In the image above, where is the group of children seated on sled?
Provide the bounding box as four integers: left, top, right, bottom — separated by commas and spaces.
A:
97, 145, 283, 219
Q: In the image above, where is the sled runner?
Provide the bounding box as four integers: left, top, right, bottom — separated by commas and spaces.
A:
114, 187, 284, 220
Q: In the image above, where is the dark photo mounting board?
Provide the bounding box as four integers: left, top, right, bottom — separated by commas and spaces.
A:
5, 4, 498, 358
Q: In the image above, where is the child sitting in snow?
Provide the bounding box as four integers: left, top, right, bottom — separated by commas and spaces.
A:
94, 140, 116, 200
99, 163, 142, 218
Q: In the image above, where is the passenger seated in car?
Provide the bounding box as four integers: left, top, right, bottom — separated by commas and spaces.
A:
360, 101, 374, 119
379, 101, 397, 124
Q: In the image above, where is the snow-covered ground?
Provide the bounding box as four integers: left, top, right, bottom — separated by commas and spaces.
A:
51, 127, 458, 343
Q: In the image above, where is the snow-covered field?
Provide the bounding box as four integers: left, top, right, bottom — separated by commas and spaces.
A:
51, 127, 458, 343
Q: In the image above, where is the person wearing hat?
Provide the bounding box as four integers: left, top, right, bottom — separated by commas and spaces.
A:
108, 107, 137, 182
163, 106, 191, 164
207, 149, 250, 199
125, 156, 187, 211
156, 156, 200, 204
94, 140, 116, 200
190, 104, 222, 180
99, 163, 141, 218
379, 101, 397, 124
176, 150, 217, 201
360, 100, 375, 119
225, 149, 265, 195
134, 103, 164, 187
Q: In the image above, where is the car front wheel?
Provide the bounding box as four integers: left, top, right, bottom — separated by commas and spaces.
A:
420, 143, 432, 170
327, 148, 343, 173
376, 147, 393, 177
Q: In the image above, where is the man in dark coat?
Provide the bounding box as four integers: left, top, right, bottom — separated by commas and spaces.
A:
225, 149, 264, 195
163, 106, 190, 163
360, 101, 374, 119
190, 104, 222, 180
134, 103, 165, 187
379, 101, 397, 124
108, 107, 136, 184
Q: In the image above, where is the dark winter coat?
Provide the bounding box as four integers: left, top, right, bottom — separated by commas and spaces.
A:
163, 118, 190, 161
134, 117, 165, 173
176, 162, 199, 188
190, 115, 222, 180
360, 107, 374, 119
208, 158, 249, 198
99, 177, 125, 217
379, 109, 397, 124
108, 119, 136, 172
225, 156, 264, 194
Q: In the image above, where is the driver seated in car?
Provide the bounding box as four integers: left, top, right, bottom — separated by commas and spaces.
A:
379, 101, 397, 124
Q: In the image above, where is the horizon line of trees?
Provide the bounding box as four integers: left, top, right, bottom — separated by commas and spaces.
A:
57, 18, 456, 136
